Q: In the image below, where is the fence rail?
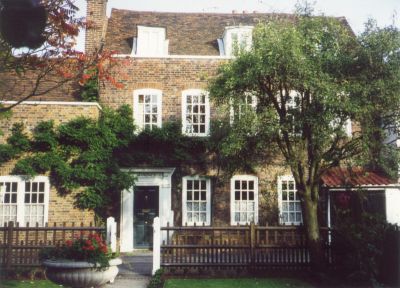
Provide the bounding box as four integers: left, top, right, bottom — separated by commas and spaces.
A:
157, 221, 332, 272
0, 221, 105, 269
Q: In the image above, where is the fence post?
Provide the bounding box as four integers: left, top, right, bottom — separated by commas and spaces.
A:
250, 222, 255, 267
152, 217, 161, 275
6, 221, 14, 270
106, 217, 117, 253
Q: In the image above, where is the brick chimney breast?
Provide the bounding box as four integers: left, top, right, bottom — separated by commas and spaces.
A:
85, 0, 108, 54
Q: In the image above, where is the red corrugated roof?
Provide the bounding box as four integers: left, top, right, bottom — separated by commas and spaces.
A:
322, 167, 394, 188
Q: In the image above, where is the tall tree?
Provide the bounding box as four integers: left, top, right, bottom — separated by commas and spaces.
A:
209, 11, 371, 269
351, 19, 400, 176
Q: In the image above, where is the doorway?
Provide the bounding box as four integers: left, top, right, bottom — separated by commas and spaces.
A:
134, 186, 159, 248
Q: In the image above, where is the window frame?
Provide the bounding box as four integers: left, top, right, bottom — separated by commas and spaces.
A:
133, 89, 163, 131
230, 175, 259, 225
135, 26, 168, 56
0, 175, 49, 227
223, 26, 254, 56
277, 175, 303, 226
182, 176, 211, 226
181, 89, 210, 137
229, 94, 258, 124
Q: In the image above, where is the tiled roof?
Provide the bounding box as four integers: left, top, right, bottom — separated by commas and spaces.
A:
322, 167, 394, 188
104, 10, 350, 55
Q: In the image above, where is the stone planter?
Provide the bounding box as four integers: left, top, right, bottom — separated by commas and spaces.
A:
43, 258, 122, 288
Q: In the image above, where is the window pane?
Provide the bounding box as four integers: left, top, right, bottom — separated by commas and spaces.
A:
193, 212, 199, 222
11, 194, 17, 203
235, 191, 240, 200
200, 202, 206, 211
282, 202, 288, 211
200, 191, 206, 200
200, 180, 206, 190
145, 95, 151, 103
12, 182, 17, 192
139, 94, 144, 103
241, 181, 247, 189
194, 181, 199, 190
235, 201, 240, 212
199, 125, 205, 133
249, 192, 254, 200
32, 182, 38, 192
235, 212, 240, 222
187, 202, 192, 211
242, 191, 247, 200
187, 213, 192, 223
235, 181, 240, 190
289, 192, 294, 200
193, 202, 199, 211
25, 182, 31, 192
194, 192, 199, 201
247, 202, 254, 211
289, 213, 295, 222
39, 182, 45, 192
187, 180, 193, 190
200, 213, 206, 222
249, 181, 254, 190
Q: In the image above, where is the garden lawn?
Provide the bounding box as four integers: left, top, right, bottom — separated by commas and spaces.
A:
0, 280, 60, 288
164, 278, 314, 288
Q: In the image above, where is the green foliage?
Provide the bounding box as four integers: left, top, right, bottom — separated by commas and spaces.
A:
9, 105, 136, 217
0, 123, 30, 164
80, 69, 99, 102
147, 268, 164, 288
117, 121, 208, 168
351, 20, 400, 176
333, 211, 394, 286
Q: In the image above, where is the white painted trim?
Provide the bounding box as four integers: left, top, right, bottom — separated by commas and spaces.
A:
277, 175, 302, 226
113, 54, 233, 60
136, 26, 168, 56
230, 175, 259, 225
181, 89, 210, 137
0, 175, 49, 227
0, 101, 102, 110
182, 176, 211, 226
133, 89, 163, 131
385, 188, 400, 225
120, 168, 175, 252
152, 217, 161, 274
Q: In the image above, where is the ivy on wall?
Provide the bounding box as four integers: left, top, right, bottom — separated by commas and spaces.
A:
0, 105, 276, 218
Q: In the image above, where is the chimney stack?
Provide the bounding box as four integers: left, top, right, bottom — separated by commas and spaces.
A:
85, 0, 108, 54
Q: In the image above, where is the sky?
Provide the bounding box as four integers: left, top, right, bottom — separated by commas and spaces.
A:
74, 0, 400, 52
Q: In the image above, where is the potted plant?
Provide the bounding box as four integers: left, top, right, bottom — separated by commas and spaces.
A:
40, 233, 122, 288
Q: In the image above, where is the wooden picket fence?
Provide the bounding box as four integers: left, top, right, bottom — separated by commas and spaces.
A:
160, 223, 332, 272
0, 221, 105, 270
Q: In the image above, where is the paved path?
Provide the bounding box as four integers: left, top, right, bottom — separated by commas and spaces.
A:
105, 251, 152, 288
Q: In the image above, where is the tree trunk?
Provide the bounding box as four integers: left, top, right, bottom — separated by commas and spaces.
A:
303, 189, 326, 272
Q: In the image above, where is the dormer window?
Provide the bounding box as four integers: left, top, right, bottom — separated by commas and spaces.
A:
219, 26, 253, 56
132, 26, 169, 56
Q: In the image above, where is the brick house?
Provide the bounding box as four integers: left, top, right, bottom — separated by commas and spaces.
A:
1, 0, 399, 252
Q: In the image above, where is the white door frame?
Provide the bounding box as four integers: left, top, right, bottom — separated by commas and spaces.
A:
120, 167, 175, 252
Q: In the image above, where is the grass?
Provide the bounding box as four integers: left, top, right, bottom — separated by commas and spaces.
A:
164, 278, 315, 288
0, 280, 60, 288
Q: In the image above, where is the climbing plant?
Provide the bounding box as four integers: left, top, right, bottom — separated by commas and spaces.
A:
0, 105, 271, 218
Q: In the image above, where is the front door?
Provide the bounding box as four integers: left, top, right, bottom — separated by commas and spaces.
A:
134, 186, 159, 248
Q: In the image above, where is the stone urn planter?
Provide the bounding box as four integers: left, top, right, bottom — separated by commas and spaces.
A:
43, 258, 122, 288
